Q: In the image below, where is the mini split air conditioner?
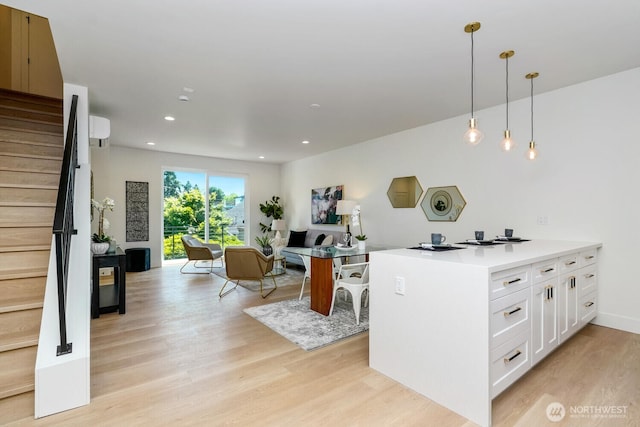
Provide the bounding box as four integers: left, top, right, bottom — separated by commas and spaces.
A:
89, 115, 110, 147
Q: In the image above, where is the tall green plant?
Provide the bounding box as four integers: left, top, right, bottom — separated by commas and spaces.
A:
259, 196, 283, 233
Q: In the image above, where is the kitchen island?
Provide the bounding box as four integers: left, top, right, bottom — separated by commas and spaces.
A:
368, 240, 601, 427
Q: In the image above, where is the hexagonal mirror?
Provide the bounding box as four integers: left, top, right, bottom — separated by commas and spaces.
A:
421, 185, 466, 221
386, 176, 424, 208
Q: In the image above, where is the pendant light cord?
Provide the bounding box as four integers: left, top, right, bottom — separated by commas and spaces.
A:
505, 56, 509, 129
530, 76, 534, 141
470, 30, 475, 118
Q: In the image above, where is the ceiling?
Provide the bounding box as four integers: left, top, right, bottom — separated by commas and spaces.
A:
6, 0, 640, 164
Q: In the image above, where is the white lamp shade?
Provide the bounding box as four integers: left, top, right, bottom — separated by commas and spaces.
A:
336, 200, 357, 215
271, 219, 286, 231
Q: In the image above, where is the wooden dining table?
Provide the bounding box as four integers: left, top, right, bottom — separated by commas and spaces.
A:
282, 245, 385, 315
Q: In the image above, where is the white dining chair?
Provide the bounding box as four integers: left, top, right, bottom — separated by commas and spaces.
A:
329, 262, 369, 325
299, 255, 311, 300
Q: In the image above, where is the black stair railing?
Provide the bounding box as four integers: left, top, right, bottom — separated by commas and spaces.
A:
52, 94, 79, 356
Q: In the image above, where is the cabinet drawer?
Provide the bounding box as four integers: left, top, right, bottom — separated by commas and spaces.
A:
579, 249, 597, 267
491, 288, 530, 348
532, 258, 558, 283
558, 253, 579, 274
490, 266, 531, 300
579, 292, 597, 324
579, 265, 597, 296
491, 331, 530, 399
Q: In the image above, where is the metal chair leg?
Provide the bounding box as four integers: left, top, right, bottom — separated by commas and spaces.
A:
219, 279, 239, 298
260, 275, 278, 298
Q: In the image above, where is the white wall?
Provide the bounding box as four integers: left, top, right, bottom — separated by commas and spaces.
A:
90, 146, 281, 267
281, 67, 640, 334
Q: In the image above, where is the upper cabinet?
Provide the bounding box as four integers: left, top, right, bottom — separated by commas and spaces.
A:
0, 5, 63, 99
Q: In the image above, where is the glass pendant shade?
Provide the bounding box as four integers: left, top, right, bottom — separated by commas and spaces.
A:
526, 141, 538, 160
464, 118, 484, 145
500, 130, 515, 151
464, 22, 482, 146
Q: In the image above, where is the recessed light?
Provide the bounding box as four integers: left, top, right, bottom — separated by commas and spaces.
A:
259, 156, 265, 159
302, 140, 310, 144
178, 95, 190, 102
310, 103, 320, 108
164, 115, 175, 121
146, 141, 155, 146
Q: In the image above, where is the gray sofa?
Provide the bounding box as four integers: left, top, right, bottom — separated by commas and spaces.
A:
281, 228, 346, 267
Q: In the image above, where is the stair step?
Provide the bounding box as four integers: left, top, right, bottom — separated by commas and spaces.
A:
0, 206, 55, 227
0, 244, 51, 253
0, 276, 46, 314
0, 154, 61, 174
0, 106, 63, 126
0, 117, 63, 135
0, 250, 50, 272
0, 390, 33, 425
0, 307, 42, 352
0, 170, 59, 187
0, 187, 57, 205
0, 346, 37, 399
0, 88, 63, 111
0, 140, 63, 159
0, 227, 54, 248
0, 268, 49, 281
0, 128, 63, 147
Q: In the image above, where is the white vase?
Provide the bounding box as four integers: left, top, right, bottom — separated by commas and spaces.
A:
91, 242, 110, 255
357, 240, 366, 250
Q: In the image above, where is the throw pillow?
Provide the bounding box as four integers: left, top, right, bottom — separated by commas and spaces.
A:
287, 230, 307, 247
321, 235, 334, 245
314, 233, 326, 246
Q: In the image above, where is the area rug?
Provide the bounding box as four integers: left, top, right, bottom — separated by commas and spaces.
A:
212, 266, 305, 292
243, 296, 368, 351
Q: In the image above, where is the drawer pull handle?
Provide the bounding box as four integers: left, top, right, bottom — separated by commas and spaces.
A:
585, 255, 595, 260
504, 306, 522, 317
503, 278, 522, 286
585, 274, 595, 279
504, 350, 522, 364
565, 261, 576, 266
541, 268, 555, 273
585, 301, 594, 307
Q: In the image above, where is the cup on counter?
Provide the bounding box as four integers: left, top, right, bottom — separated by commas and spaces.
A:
431, 233, 446, 245
505, 228, 514, 238
474, 230, 484, 240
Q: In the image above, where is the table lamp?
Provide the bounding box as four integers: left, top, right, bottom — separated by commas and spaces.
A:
271, 219, 286, 239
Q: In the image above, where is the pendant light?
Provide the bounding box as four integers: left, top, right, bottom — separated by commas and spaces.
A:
499, 50, 515, 152
525, 72, 539, 160
463, 22, 483, 146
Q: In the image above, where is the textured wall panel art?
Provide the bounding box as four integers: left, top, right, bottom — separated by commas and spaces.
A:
126, 181, 149, 241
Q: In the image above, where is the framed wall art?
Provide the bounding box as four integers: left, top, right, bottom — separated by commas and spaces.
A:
125, 181, 149, 241
420, 185, 466, 222
311, 185, 343, 225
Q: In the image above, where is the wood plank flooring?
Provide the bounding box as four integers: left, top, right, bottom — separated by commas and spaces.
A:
13, 263, 639, 426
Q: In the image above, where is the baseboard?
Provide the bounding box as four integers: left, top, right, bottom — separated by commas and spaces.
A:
591, 312, 640, 335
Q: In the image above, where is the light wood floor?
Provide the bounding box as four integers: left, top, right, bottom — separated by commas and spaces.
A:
13, 264, 639, 426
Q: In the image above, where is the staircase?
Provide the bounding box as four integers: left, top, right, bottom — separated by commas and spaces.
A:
0, 88, 63, 423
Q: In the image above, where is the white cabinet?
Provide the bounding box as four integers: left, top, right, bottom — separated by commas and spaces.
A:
369, 240, 601, 427
558, 272, 580, 344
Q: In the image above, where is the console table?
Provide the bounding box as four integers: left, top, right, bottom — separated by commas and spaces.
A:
91, 247, 126, 318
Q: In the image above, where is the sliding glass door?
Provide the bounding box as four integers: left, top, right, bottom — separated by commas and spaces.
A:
163, 170, 245, 260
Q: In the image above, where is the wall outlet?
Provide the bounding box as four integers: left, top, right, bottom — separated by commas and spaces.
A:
395, 276, 405, 295
537, 215, 549, 225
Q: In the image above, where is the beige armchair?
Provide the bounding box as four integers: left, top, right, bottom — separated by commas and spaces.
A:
219, 247, 277, 299
180, 235, 224, 274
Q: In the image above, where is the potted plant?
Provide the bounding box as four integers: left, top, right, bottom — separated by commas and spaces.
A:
355, 234, 367, 249
255, 234, 273, 256
91, 197, 115, 254
259, 196, 284, 233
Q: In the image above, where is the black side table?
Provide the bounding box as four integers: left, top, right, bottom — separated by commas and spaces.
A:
92, 247, 126, 318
